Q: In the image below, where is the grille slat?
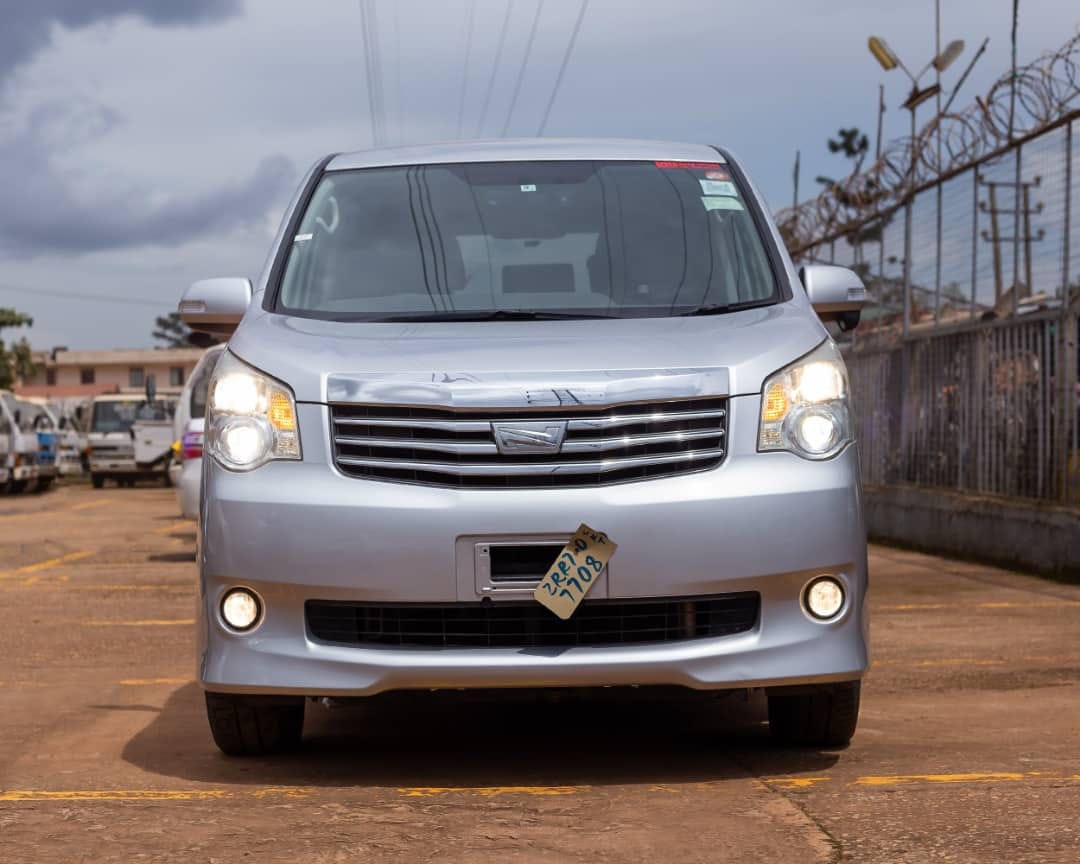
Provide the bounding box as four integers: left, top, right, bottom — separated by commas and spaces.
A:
306, 593, 759, 649
330, 397, 728, 488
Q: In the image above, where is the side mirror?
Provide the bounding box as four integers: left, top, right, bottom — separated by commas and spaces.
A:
178, 277, 253, 336
12, 409, 20, 426
59, 416, 67, 429
800, 265, 867, 331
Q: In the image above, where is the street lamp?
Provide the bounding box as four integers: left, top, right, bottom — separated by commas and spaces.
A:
868, 34, 964, 334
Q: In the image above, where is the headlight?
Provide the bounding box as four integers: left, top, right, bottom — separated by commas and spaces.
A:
207, 351, 301, 471
758, 340, 852, 460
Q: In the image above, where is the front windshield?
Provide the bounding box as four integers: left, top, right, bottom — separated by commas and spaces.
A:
278, 160, 778, 320
17, 402, 54, 432
91, 400, 172, 433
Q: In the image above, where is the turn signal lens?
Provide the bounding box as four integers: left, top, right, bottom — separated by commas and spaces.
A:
268, 391, 296, 431
762, 382, 788, 422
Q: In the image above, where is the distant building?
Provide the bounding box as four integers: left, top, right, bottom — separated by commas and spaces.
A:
17, 347, 207, 399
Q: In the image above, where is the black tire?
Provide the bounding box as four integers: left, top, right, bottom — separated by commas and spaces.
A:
91, 474, 105, 489
162, 458, 173, 488
205, 692, 305, 756
34, 476, 54, 493
767, 680, 861, 748
10, 479, 27, 494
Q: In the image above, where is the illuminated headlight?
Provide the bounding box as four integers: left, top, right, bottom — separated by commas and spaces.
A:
803, 576, 845, 620
221, 587, 262, 631
207, 351, 301, 472
758, 340, 852, 459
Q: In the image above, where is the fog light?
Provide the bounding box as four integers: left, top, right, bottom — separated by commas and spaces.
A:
804, 577, 845, 620
221, 588, 261, 631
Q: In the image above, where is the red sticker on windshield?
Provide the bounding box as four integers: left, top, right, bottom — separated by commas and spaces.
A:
655, 161, 723, 169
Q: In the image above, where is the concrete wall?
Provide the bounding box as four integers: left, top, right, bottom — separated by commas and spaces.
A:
863, 484, 1080, 580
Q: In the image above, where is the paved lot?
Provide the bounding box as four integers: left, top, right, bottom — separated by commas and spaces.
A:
1, 483, 1079, 862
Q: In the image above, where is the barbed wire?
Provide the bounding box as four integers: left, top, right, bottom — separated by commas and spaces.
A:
776, 30, 1080, 255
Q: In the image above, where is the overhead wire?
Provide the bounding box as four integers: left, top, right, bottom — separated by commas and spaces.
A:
475, 0, 515, 137
501, 0, 546, 137
392, 0, 403, 143
0, 284, 171, 308
456, 0, 477, 139
359, 0, 380, 145
537, 0, 589, 135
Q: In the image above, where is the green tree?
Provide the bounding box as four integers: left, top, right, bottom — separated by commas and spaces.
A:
0, 308, 38, 390
153, 311, 222, 349
152, 311, 191, 348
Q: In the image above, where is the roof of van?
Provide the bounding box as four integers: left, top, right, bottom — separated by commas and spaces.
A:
327, 138, 727, 172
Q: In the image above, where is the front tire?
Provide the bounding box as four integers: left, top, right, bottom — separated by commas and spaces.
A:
91, 473, 105, 489
767, 681, 860, 748
205, 692, 305, 756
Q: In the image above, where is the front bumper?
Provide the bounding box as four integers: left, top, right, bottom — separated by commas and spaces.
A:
198, 396, 869, 696
90, 459, 140, 473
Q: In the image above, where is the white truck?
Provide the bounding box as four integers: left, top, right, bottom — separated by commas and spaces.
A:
88, 385, 176, 488
0, 390, 41, 494
25, 397, 86, 477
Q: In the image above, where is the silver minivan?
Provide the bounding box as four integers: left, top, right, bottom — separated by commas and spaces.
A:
181, 139, 868, 756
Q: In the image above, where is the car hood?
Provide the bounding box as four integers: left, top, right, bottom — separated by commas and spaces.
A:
228, 302, 826, 405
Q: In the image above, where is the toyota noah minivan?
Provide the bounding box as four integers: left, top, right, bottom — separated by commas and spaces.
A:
180, 139, 869, 756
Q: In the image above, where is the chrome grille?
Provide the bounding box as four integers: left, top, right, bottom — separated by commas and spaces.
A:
329, 397, 727, 488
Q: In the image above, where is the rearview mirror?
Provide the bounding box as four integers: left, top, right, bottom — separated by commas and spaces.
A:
799, 265, 867, 331
178, 277, 253, 336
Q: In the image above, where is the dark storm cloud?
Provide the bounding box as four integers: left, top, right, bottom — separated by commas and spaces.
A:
0, 99, 295, 255
0, 1, 291, 257
0, 1, 243, 86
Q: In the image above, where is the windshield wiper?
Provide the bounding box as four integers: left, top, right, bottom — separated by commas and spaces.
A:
681, 300, 772, 316
380, 309, 618, 322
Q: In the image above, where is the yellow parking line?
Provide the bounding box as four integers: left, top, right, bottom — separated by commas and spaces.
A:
64, 584, 192, 592
0, 788, 310, 802
0, 550, 92, 582
86, 619, 195, 627
1, 500, 109, 521
152, 520, 192, 535
399, 786, 585, 797
118, 678, 191, 686
766, 777, 831, 789
71, 500, 110, 512
854, 772, 1031, 787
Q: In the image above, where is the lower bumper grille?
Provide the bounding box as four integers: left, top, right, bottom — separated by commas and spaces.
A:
306, 593, 759, 649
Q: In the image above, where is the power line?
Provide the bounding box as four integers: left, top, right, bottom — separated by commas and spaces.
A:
501, 0, 546, 137
0, 283, 170, 308
359, 0, 386, 146
456, 0, 477, 138
537, 0, 589, 136
476, 0, 515, 137
391, 0, 402, 143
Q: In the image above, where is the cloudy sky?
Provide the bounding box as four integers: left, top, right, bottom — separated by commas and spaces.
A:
0, 0, 1074, 349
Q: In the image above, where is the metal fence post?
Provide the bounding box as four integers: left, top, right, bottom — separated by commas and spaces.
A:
1059, 118, 1075, 502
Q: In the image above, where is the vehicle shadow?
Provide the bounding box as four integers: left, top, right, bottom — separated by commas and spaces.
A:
123, 683, 841, 788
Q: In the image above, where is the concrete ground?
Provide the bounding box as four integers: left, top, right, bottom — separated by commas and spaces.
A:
1, 483, 1078, 863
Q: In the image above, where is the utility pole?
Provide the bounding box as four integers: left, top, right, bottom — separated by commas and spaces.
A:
979, 175, 1044, 308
